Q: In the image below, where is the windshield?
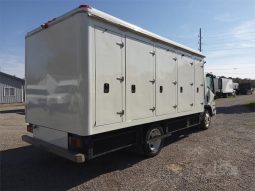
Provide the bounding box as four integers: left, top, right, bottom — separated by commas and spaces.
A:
206, 75, 214, 92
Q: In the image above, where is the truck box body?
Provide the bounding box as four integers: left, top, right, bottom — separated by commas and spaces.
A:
220, 78, 234, 94
24, 6, 214, 161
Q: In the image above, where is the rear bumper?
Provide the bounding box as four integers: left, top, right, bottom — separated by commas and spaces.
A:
22, 135, 85, 163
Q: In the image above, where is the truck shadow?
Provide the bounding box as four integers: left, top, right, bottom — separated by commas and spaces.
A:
0, 109, 25, 115
216, 104, 254, 114
0, 126, 201, 190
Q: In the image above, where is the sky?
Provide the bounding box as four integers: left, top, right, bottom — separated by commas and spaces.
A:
0, 0, 255, 79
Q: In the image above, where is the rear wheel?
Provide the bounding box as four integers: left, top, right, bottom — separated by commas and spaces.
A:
143, 126, 164, 157
200, 110, 211, 130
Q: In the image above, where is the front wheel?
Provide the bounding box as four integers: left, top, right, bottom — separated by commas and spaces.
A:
200, 110, 211, 130
143, 126, 164, 157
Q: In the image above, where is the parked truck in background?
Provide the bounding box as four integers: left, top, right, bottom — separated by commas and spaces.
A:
22, 5, 216, 163
232, 82, 239, 93
215, 77, 235, 98
237, 83, 253, 95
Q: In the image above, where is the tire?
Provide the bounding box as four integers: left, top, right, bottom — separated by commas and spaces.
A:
143, 126, 164, 157
200, 110, 211, 130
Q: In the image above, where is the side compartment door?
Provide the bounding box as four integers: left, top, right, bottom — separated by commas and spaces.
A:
95, 27, 124, 126
194, 60, 205, 111
177, 54, 195, 112
126, 37, 155, 121
156, 46, 177, 116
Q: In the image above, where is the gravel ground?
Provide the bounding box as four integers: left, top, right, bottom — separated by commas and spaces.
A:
0, 95, 255, 191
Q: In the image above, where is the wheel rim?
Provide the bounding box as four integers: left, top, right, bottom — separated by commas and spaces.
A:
205, 112, 211, 127
148, 128, 162, 152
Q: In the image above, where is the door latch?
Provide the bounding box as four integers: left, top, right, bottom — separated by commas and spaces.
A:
149, 79, 155, 84
116, 76, 124, 82
116, 42, 124, 48
172, 81, 177, 85
149, 107, 156, 111
116, 110, 124, 116
149, 51, 155, 56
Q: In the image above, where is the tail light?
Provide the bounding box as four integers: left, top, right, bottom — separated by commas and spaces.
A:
27, 124, 33, 133
69, 135, 82, 149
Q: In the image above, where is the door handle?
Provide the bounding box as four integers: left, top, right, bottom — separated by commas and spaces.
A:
173, 57, 177, 61
116, 110, 124, 116
172, 81, 177, 85
190, 83, 194, 86
149, 79, 155, 84
149, 107, 156, 111
116, 42, 124, 48
190, 103, 194, 106
116, 76, 124, 82
173, 105, 177, 108
149, 51, 155, 56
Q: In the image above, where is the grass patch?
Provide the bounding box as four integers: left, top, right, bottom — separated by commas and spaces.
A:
246, 102, 255, 110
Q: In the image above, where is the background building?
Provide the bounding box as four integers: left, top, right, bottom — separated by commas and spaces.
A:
0, 72, 24, 104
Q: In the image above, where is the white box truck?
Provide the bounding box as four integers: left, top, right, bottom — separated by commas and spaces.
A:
216, 77, 235, 98
22, 5, 216, 163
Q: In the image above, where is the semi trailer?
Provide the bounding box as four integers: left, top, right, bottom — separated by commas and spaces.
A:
22, 5, 216, 163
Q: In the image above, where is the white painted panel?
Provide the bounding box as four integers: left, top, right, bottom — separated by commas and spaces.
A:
33, 126, 68, 149
177, 54, 195, 112
126, 37, 155, 121
194, 60, 204, 111
156, 46, 177, 115
95, 27, 123, 126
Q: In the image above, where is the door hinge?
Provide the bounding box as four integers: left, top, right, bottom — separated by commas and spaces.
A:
149, 107, 156, 111
149, 79, 155, 84
116, 76, 124, 82
149, 51, 155, 56
116, 110, 124, 116
172, 81, 177, 85
116, 42, 124, 48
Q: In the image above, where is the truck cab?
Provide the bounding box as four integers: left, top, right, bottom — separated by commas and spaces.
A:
205, 73, 216, 116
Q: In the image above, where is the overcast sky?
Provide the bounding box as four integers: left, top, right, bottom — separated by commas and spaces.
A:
0, 0, 255, 79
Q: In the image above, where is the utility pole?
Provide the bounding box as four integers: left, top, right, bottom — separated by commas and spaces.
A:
198, 27, 202, 52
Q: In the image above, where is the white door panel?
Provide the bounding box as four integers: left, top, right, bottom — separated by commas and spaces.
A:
156, 47, 177, 115
195, 60, 204, 111
177, 55, 195, 112
126, 37, 155, 121
95, 27, 123, 126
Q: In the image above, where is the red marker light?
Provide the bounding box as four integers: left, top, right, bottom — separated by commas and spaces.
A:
79, 4, 91, 9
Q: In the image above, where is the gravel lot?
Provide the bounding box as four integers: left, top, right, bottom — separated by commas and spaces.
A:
1, 95, 255, 191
